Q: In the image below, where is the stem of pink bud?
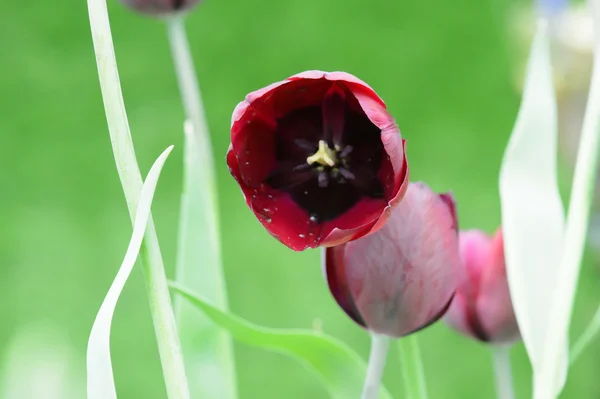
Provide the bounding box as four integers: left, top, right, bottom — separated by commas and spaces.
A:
491, 347, 515, 399
398, 336, 428, 399
362, 334, 390, 399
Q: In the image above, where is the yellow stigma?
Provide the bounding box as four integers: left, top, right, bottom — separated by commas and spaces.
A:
306, 140, 337, 167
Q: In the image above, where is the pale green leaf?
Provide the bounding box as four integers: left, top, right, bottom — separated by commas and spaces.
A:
538, 1, 600, 394
1, 323, 83, 399
173, 120, 236, 399
498, 20, 568, 394
86, 146, 173, 399
169, 283, 392, 399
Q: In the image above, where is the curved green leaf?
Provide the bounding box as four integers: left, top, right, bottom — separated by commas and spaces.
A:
498, 20, 568, 395
86, 146, 174, 399
169, 282, 392, 399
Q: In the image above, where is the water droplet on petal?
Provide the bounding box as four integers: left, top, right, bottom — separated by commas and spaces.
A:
299, 234, 306, 238
245, 161, 250, 165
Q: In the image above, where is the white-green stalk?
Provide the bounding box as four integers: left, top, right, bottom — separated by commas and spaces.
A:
491, 347, 515, 399
87, 1, 190, 398
362, 334, 390, 399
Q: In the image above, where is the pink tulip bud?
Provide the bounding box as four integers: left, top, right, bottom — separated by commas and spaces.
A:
119, 0, 201, 16
443, 228, 520, 344
324, 182, 460, 337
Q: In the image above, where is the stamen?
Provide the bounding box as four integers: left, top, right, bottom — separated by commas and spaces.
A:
265, 162, 313, 189
339, 168, 355, 180
339, 145, 353, 158
307, 140, 338, 167
294, 139, 316, 152
318, 171, 329, 187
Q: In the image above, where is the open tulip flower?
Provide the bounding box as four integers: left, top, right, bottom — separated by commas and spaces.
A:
227, 71, 408, 251
444, 228, 520, 345
323, 182, 460, 337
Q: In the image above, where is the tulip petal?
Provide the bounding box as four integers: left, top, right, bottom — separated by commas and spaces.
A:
325, 245, 367, 328
169, 283, 393, 399
498, 20, 567, 392
325, 182, 460, 337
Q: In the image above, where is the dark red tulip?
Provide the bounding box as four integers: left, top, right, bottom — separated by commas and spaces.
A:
324, 182, 460, 337
227, 71, 408, 251
444, 228, 521, 344
119, 0, 201, 15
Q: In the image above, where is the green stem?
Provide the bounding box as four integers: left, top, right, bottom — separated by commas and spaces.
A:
570, 303, 600, 365
86, 1, 190, 398
491, 346, 515, 399
398, 335, 428, 399
362, 334, 390, 399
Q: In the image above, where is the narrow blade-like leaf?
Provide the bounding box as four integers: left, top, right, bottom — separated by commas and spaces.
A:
498, 20, 567, 393
169, 283, 392, 399
86, 146, 173, 399
1, 323, 83, 399
539, 1, 600, 394
173, 121, 236, 398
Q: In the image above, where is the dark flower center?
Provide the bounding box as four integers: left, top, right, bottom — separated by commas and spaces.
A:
264, 84, 385, 223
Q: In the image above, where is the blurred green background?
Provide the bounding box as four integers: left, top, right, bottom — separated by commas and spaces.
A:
1, 0, 599, 397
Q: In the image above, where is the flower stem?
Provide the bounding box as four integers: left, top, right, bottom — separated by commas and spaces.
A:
87, 1, 190, 398
492, 346, 515, 399
165, 16, 216, 174
570, 303, 600, 365
398, 335, 428, 399
165, 15, 238, 398
362, 334, 390, 399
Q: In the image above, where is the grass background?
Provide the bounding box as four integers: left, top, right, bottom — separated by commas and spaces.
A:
1, 0, 599, 397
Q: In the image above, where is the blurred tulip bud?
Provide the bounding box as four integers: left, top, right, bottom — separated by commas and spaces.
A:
119, 0, 201, 16
444, 228, 521, 344
227, 70, 408, 251
323, 182, 459, 337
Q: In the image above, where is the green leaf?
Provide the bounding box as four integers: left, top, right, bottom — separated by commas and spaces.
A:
1, 323, 83, 399
570, 303, 600, 366
167, 14, 237, 398
86, 146, 174, 399
498, 20, 568, 395
173, 120, 237, 399
540, 0, 600, 389
169, 282, 392, 399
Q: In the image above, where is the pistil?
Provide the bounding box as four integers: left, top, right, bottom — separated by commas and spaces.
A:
306, 140, 338, 167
